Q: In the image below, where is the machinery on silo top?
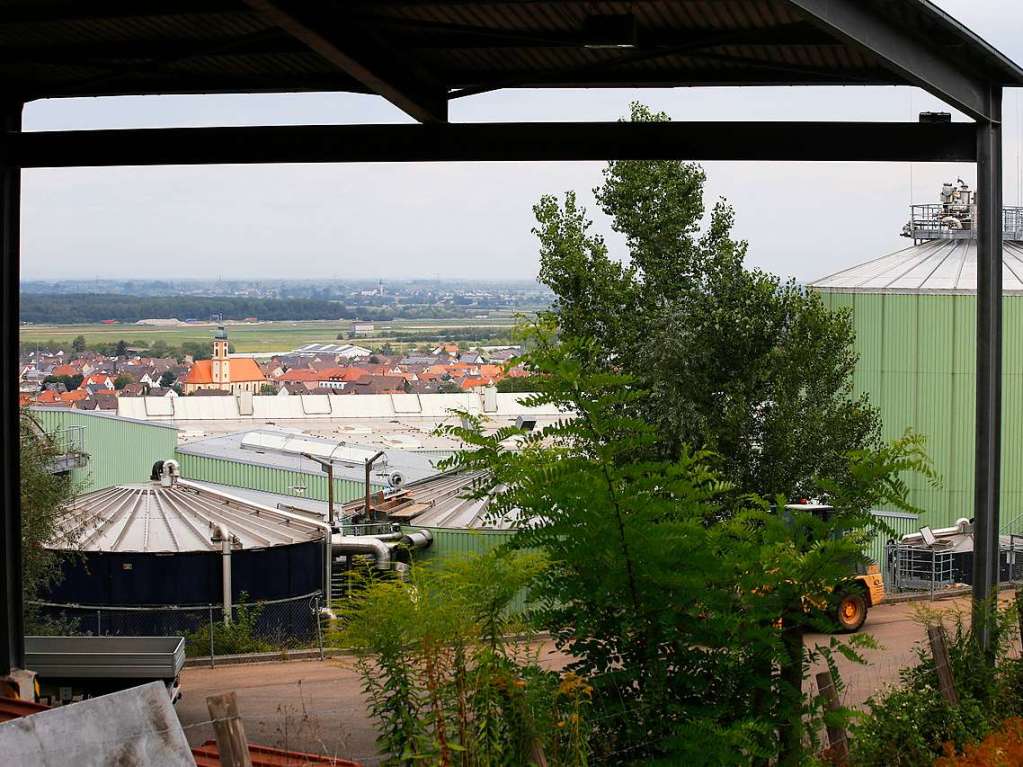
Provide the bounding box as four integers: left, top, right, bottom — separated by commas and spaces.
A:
902, 179, 983, 241
784, 503, 885, 633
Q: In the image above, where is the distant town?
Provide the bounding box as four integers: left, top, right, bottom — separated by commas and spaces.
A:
17, 277, 547, 411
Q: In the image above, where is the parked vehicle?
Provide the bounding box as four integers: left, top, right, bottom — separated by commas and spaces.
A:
25, 636, 184, 705
785, 504, 886, 633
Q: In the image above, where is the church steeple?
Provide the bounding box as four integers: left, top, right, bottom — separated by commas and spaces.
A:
211, 325, 230, 384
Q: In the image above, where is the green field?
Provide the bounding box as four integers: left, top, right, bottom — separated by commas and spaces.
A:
19, 317, 525, 353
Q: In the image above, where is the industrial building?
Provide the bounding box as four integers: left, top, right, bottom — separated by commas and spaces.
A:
811, 184, 1023, 532
345, 471, 520, 562
116, 389, 562, 424
30, 408, 179, 494
175, 428, 443, 504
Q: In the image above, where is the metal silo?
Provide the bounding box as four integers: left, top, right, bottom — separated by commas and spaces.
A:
43, 467, 327, 635
811, 181, 1023, 532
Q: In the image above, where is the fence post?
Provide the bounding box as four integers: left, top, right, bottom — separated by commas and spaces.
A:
815, 670, 849, 765
315, 595, 324, 661
927, 625, 959, 705
209, 604, 215, 669
206, 691, 253, 767
1016, 587, 1023, 650
96, 609, 101, 635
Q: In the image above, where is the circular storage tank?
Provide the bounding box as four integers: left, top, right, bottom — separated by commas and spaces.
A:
44, 480, 326, 635
810, 236, 1023, 532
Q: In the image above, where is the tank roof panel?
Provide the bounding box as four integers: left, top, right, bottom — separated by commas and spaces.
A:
52, 480, 326, 553
810, 240, 1023, 295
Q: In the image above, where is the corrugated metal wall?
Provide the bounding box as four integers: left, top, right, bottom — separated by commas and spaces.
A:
866, 511, 921, 564
30, 408, 179, 493
401, 526, 516, 561
818, 291, 1023, 532
175, 451, 379, 503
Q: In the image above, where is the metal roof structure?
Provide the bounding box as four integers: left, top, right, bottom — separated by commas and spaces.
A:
811, 240, 1023, 295
176, 429, 444, 485
3, 1, 1022, 113
52, 479, 326, 553
351, 470, 527, 530
4, 0, 1022, 672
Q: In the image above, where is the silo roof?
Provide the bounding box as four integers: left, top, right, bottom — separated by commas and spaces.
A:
810, 239, 1023, 295
53, 480, 326, 553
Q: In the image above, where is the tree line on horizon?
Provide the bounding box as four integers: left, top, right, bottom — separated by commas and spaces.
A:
20, 293, 535, 325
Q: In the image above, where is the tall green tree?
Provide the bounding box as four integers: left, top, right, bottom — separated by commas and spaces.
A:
444, 326, 931, 765
533, 102, 879, 502
71, 334, 87, 355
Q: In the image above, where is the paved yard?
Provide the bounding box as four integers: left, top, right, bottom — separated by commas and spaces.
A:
176, 596, 1008, 764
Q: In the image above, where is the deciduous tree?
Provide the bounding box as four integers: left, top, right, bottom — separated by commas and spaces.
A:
20, 413, 81, 631
533, 102, 880, 503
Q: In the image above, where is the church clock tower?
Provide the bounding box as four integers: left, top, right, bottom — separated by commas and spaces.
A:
211, 325, 231, 385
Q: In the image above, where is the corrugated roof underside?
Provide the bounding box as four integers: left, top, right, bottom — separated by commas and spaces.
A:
4, 0, 1019, 100
811, 240, 1023, 295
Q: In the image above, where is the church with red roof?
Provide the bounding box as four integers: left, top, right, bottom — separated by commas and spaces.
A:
182, 326, 267, 395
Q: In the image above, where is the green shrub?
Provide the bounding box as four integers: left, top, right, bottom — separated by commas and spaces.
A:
186, 598, 273, 657
850, 601, 1018, 766
338, 550, 593, 767
850, 685, 987, 767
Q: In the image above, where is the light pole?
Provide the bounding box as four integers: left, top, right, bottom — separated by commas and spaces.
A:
364, 451, 385, 521
301, 452, 335, 605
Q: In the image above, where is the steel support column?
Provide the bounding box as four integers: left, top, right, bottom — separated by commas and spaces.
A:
973, 85, 1004, 652
0, 102, 23, 677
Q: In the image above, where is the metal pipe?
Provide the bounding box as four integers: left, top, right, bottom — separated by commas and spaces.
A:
214, 524, 233, 625
325, 462, 333, 606
331, 534, 392, 570
299, 453, 335, 606
399, 530, 433, 550
365, 451, 385, 521
973, 85, 1004, 654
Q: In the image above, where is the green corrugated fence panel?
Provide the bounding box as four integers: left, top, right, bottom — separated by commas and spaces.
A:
31, 409, 178, 493
175, 450, 378, 502
401, 526, 528, 609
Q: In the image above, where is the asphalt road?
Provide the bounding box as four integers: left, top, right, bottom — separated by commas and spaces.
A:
176, 597, 1000, 764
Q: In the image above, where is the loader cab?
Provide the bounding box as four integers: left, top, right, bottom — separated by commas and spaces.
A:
783, 502, 886, 633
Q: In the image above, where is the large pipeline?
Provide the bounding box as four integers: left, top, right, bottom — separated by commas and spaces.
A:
330, 529, 433, 570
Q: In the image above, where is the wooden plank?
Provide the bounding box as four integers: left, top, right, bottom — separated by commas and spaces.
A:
815, 670, 848, 766
206, 691, 254, 767
927, 625, 959, 705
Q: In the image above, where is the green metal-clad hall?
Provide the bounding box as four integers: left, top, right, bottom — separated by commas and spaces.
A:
812, 183, 1023, 531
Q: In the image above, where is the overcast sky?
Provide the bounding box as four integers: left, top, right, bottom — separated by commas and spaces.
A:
20, 0, 1023, 283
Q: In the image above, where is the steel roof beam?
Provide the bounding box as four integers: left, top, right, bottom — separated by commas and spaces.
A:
972, 85, 1004, 652
0, 102, 22, 677
7, 120, 977, 167
9, 121, 977, 168
241, 0, 447, 123
787, 0, 992, 122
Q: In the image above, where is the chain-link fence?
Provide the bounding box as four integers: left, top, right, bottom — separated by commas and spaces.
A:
27, 591, 325, 666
